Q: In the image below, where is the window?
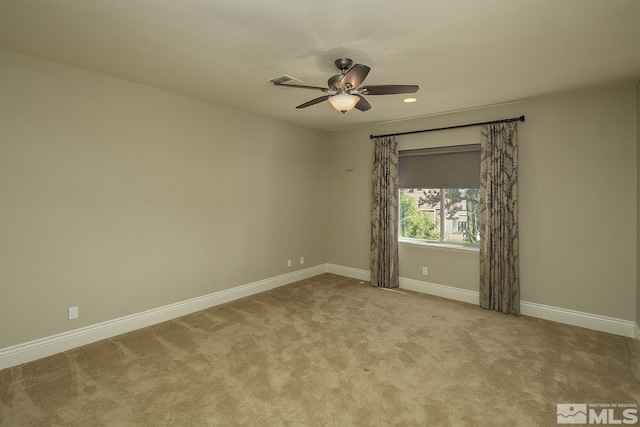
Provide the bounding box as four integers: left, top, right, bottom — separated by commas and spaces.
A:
400, 188, 479, 245
398, 145, 480, 247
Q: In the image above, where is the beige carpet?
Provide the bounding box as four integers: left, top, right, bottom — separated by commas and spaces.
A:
1, 273, 639, 426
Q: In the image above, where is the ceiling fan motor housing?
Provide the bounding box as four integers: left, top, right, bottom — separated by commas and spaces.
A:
335, 58, 353, 72
329, 58, 355, 91
328, 74, 344, 91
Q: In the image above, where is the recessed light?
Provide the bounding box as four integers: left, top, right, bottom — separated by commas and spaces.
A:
404, 98, 417, 103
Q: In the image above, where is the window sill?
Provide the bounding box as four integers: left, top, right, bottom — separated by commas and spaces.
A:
399, 238, 479, 253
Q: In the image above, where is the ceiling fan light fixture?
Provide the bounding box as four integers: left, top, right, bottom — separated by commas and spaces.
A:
279, 58, 418, 114
328, 94, 360, 114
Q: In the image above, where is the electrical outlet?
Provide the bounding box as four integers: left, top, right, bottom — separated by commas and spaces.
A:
69, 306, 79, 320
300, 256, 305, 264
287, 259, 292, 267
422, 267, 428, 276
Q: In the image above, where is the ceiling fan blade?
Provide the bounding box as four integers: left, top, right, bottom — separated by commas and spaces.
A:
296, 95, 330, 109
360, 85, 419, 95
276, 83, 329, 92
340, 64, 371, 89
354, 95, 371, 111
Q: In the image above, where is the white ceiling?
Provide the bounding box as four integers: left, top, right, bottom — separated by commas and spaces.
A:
1, 0, 639, 132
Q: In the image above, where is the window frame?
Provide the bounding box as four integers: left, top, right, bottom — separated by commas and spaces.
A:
398, 187, 480, 250
397, 143, 481, 251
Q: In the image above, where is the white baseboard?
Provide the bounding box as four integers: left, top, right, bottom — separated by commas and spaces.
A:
326, 264, 371, 282
400, 277, 480, 305
519, 301, 636, 338
0, 265, 326, 371
324, 264, 636, 339
325, 264, 479, 305
2, 263, 636, 370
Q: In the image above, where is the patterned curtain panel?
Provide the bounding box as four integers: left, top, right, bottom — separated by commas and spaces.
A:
479, 122, 520, 314
370, 136, 399, 288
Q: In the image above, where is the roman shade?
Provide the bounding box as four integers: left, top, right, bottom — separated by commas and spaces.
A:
399, 144, 481, 188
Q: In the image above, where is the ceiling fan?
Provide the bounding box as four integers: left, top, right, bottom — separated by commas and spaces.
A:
271, 58, 419, 114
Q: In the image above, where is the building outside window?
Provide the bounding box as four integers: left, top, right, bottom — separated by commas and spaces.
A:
400, 187, 479, 245
398, 144, 480, 248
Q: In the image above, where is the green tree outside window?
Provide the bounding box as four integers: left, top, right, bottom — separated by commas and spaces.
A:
400, 189, 439, 240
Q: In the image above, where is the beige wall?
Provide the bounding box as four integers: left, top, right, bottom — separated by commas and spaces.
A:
1, 46, 637, 350
0, 49, 328, 348
328, 80, 638, 320
637, 78, 640, 329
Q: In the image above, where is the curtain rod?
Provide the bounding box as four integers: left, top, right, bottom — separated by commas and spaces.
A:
369, 115, 525, 139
